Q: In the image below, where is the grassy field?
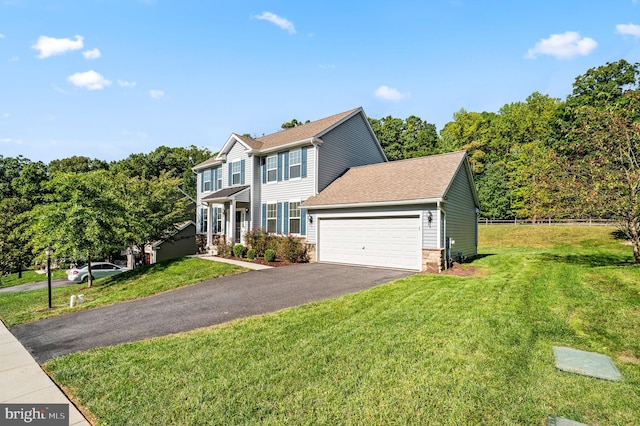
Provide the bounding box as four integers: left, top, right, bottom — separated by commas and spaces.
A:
0, 257, 247, 327
45, 226, 640, 425
0, 269, 67, 288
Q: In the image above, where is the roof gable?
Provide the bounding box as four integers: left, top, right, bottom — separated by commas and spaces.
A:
193, 107, 365, 170
302, 151, 476, 208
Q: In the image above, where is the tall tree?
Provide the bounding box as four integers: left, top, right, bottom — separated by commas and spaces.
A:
48, 156, 108, 174
28, 171, 125, 287
565, 91, 640, 263
368, 115, 439, 161
0, 197, 33, 278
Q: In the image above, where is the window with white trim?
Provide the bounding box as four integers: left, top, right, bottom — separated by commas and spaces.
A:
266, 203, 277, 233
289, 201, 301, 234
289, 150, 301, 179
203, 170, 212, 192
200, 208, 208, 234
216, 168, 222, 190
266, 156, 277, 183
231, 161, 242, 185
214, 207, 223, 234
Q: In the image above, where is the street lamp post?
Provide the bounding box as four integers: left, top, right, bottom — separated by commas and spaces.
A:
44, 246, 53, 309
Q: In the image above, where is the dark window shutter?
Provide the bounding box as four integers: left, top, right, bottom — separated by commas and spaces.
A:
301, 207, 307, 235
200, 171, 204, 192
261, 157, 266, 184
277, 153, 283, 182
262, 204, 266, 229
284, 151, 289, 181
283, 202, 289, 234
240, 159, 245, 185
277, 202, 282, 233
301, 147, 308, 178
213, 208, 218, 233
228, 163, 232, 186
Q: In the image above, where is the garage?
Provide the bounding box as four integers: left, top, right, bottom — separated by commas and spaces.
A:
317, 215, 422, 270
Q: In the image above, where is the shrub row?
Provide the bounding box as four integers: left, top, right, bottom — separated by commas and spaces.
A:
233, 229, 308, 263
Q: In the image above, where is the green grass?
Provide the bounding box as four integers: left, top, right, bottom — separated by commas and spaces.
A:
45, 226, 640, 425
0, 269, 67, 288
0, 257, 247, 327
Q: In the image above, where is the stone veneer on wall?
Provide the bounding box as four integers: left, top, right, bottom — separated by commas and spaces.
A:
422, 248, 445, 273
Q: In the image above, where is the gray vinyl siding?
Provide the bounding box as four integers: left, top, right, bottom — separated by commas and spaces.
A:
317, 113, 386, 192
443, 164, 478, 258
260, 146, 316, 234
251, 156, 262, 231
224, 142, 252, 188
422, 205, 439, 249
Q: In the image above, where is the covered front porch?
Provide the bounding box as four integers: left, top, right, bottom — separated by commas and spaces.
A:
201, 185, 251, 250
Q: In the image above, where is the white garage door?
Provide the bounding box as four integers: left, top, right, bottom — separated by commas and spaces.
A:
317, 216, 421, 270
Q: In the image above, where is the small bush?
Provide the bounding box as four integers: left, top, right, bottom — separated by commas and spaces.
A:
233, 244, 246, 258
244, 229, 274, 257
264, 249, 276, 262
217, 242, 232, 258
275, 235, 308, 263
246, 249, 256, 260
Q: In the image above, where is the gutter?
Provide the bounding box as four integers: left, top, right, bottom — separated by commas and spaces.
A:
303, 197, 444, 210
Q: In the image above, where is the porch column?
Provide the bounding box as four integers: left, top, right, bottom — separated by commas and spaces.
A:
230, 199, 237, 244
206, 203, 213, 248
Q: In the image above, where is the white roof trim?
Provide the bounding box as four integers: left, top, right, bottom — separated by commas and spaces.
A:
303, 198, 443, 210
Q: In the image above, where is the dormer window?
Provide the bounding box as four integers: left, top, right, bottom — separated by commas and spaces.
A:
289, 149, 301, 179
266, 155, 277, 183
231, 161, 242, 185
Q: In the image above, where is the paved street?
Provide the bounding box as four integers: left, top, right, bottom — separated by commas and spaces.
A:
11, 263, 412, 363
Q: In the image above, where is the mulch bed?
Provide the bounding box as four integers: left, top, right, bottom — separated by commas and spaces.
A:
443, 262, 478, 277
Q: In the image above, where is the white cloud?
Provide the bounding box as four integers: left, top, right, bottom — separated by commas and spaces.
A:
374, 85, 408, 101
255, 11, 296, 34
2, 113, 9, 118
149, 89, 164, 99
1, 138, 23, 145
526, 31, 597, 59
616, 23, 640, 37
118, 80, 137, 87
67, 70, 111, 90
83, 48, 101, 59
32, 35, 84, 58
0, 34, 5, 39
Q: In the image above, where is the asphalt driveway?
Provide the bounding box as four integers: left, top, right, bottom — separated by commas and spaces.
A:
10, 263, 412, 364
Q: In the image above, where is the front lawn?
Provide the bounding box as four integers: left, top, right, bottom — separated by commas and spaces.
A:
45, 226, 640, 425
0, 257, 247, 327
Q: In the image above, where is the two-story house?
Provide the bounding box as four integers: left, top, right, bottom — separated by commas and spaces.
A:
193, 107, 387, 249
194, 107, 480, 272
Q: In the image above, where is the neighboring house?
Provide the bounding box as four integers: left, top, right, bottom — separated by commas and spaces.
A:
144, 221, 197, 264
302, 151, 480, 272
194, 107, 479, 272
193, 107, 387, 248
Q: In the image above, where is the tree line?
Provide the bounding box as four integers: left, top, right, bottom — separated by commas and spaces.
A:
0, 146, 212, 283
2, 58, 639, 273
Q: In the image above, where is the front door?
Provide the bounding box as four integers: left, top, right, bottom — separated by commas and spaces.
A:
235, 210, 246, 244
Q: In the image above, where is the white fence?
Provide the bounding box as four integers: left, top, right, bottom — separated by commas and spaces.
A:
479, 218, 619, 226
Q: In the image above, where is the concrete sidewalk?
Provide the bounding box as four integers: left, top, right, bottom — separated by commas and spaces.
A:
0, 321, 90, 426
189, 253, 274, 270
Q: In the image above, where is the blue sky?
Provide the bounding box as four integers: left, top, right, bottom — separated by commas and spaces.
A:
2, 0, 640, 164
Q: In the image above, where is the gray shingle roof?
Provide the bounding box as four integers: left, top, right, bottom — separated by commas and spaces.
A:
193, 108, 362, 169
302, 151, 469, 208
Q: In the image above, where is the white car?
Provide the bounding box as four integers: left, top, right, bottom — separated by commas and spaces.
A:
67, 262, 128, 283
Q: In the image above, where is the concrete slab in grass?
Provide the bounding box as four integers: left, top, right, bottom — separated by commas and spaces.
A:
548, 415, 590, 426
553, 346, 622, 381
